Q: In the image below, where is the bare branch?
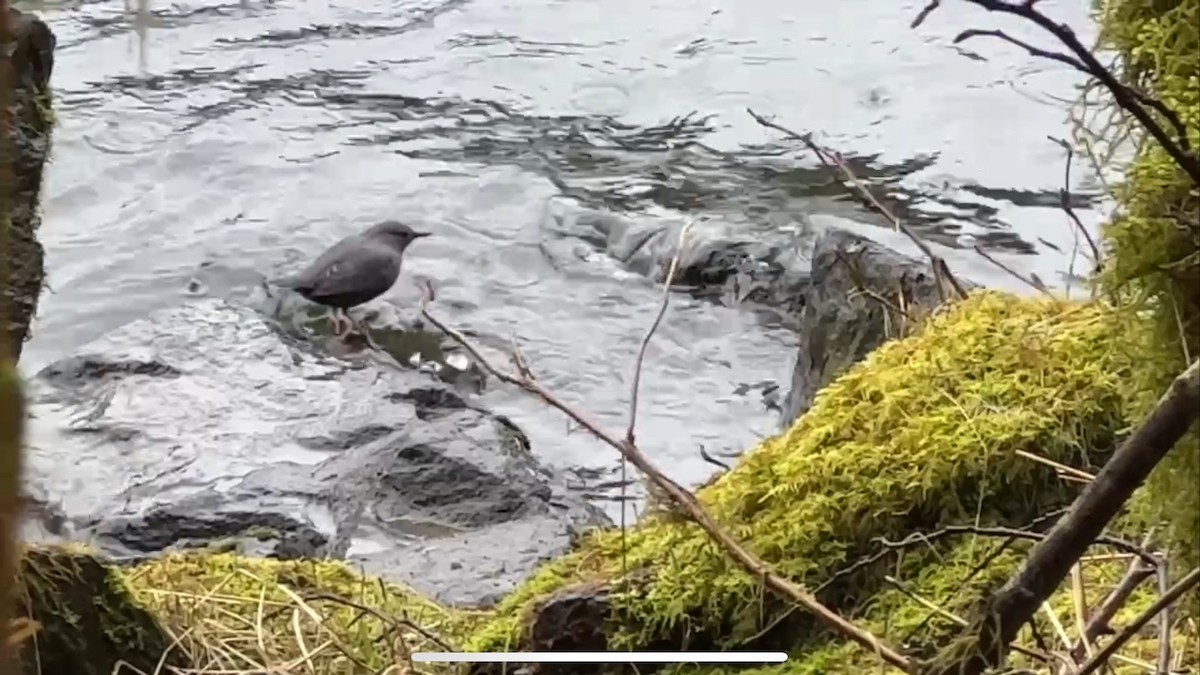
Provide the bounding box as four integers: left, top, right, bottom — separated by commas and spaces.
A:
1075, 567, 1200, 675
625, 223, 692, 446
911, 0, 943, 28
924, 359, 1200, 675
955, 28, 1087, 71
417, 289, 912, 670
747, 108, 969, 303
919, 0, 1199, 185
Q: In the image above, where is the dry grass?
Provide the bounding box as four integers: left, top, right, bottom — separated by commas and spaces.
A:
119, 553, 487, 675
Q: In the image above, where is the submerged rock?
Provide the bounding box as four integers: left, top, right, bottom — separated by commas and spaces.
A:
543, 203, 976, 430
24, 299, 610, 607
779, 228, 978, 426
540, 202, 815, 323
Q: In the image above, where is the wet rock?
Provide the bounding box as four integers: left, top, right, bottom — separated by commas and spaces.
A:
0, 8, 56, 362
16, 546, 188, 675
541, 202, 816, 323
544, 203, 978, 431
779, 228, 978, 427
23, 299, 611, 607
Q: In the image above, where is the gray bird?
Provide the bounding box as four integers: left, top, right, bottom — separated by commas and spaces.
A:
276, 220, 431, 337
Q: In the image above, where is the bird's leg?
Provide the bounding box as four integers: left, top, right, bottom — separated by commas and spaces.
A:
326, 307, 345, 335
337, 308, 357, 339
342, 308, 383, 350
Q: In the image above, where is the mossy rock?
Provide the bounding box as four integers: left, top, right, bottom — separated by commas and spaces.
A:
15, 545, 187, 675
464, 291, 1145, 671
121, 552, 488, 674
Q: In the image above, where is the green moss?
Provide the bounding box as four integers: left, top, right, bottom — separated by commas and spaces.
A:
123, 551, 488, 674
624, 539, 1194, 675
16, 545, 184, 675
466, 291, 1143, 661
1092, 0, 1200, 567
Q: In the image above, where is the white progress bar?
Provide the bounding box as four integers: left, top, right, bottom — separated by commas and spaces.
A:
412, 652, 788, 664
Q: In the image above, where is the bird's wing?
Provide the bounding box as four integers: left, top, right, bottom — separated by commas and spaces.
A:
275, 235, 362, 291
301, 243, 402, 302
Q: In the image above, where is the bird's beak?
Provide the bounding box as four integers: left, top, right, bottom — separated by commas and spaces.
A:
413, 231, 432, 239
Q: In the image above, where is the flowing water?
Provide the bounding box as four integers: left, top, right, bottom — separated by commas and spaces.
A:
20, 0, 1106, 513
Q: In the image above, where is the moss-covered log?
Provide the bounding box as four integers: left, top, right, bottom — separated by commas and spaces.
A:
15, 546, 187, 675
464, 291, 1147, 673
0, 7, 55, 363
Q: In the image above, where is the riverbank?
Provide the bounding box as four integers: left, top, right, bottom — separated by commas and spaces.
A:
10, 0, 1199, 671
18, 287, 1194, 674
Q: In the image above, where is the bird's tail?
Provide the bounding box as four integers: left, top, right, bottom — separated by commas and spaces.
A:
271, 273, 306, 290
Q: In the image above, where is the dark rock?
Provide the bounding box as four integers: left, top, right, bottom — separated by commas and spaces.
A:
779, 228, 978, 427
0, 8, 56, 362
528, 582, 612, 653
24, 299, 611, 607
16, 546, 188, 675
470, 582, 615, 675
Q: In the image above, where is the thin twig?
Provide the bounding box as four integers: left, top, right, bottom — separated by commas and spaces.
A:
1075, 567, 1200, 675
747, 107, 969, 302
883, 576, 1053, 665
973, 245, 1055, 298
1048, 136, 1102, 266
820, 523, 1154, 599
1064, 532, 1162, 674
1014, 449, 1097, 483
418, 295, 911, 669
619, 222, 691, 611
1070, 563, 1092, 660
1156, 554, 1171, 675
300, 592, 455, 653
625, 223, 692, 446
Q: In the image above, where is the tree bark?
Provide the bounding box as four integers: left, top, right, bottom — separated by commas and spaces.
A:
0, 7, 55, 364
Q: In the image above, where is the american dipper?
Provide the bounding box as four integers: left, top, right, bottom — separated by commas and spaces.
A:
276, 220, 430, 337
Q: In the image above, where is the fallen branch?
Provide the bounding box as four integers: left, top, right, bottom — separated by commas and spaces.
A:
923, 359, 1200, 675
1075, 567, 1200, 675
418, 249, 912, 672
746, 107, 969, 303
914, 0, 1199, 186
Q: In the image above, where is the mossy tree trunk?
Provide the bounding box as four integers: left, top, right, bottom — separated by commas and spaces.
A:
0, 7, 54, 364
16, 547, 190, 675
